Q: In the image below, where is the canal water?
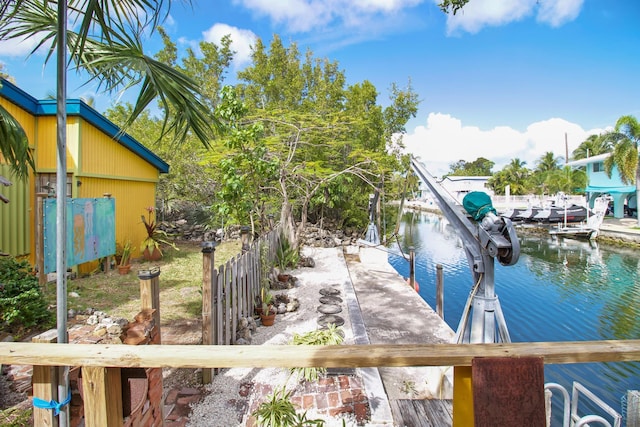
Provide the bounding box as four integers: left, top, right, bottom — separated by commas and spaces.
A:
387, 210, 639, 423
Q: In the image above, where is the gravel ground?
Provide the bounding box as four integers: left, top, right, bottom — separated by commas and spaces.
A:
187, 247, 360, 427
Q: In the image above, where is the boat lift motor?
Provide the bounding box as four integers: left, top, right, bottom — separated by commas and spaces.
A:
410, 157, 520, 344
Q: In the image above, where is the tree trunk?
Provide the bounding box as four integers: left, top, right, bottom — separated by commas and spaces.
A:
280, 201, 297, 247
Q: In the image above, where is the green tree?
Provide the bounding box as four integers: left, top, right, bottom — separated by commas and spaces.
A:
235, 36, 418, 245
604, 115, 640, 225
487, 158, 531, 195
447, 157, 494, 176
0, 0, 217, 174
438, 0, 470, 14
572, 133, 612, 160
544, 166, 586, 195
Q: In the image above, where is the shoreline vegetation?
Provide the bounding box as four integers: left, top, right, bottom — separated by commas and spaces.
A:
398, 199, 640, 248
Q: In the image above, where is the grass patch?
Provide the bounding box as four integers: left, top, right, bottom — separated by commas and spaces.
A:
42, 240, 241, 324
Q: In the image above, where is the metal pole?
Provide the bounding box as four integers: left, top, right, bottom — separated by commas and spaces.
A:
56, 1, 69, 425
408, 246, 415, 290
436, 264, 444, 319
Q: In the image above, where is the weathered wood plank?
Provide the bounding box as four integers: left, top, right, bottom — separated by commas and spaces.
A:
32, 331, 58, 427
423, 399, 453, 426
81, 367, 122, 427
391, 399, 453, 427
2, 340, 639, 369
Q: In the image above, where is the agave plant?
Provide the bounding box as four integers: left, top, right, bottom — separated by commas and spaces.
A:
140, 207, 177, 255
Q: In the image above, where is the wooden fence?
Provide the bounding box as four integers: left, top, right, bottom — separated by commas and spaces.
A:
201, 226, 282, 382
1, 340, 640, 427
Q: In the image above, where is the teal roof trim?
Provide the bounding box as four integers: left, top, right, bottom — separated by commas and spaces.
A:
585, 185, 635, 194
0, 79, 169, 173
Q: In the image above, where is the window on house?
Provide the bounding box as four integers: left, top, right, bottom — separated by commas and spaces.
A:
36, 173, 72, 197
593, 162, 605, 173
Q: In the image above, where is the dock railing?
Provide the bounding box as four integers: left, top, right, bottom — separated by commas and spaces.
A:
1, 339, 640, 426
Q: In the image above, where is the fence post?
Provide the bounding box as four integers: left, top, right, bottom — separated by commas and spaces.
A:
32, 330, 59, 427
81, 366, 122, 427
628, 390, 640, 427
201, 241, 218, 384
138, 267, 161, 344
102, 193, 112, 273
36, 192, 48, 285
241, 226, 250, 253
409, 247, 415, 290
436, 264, 444, 319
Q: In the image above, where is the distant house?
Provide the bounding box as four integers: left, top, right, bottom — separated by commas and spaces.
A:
566, 153, 635, 218
438, 176, 493, 203
0, 79, 169, 272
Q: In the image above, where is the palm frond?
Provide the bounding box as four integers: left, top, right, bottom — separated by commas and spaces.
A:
0, 102, 34, 179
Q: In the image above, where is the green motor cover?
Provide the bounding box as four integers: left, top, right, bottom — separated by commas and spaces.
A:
462, 191, 496, 221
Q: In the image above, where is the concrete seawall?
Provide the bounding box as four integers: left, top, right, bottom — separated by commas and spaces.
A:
343, 245, 455, 425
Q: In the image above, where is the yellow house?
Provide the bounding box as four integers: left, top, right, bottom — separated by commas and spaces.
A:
0, 79, 169, 271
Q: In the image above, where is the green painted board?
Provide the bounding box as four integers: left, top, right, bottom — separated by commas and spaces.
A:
43, 198, 116, 273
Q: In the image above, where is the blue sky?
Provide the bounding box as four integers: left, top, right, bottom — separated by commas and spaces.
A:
1, 0, 639, 177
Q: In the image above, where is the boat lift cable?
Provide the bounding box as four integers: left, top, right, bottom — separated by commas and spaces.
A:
409, 156, 521, 344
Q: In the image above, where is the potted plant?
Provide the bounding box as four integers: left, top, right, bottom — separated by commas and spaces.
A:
140, 206, 177, 261
117, 240, 132, 274
259, 290, 276, 326
275, 234, 299, 279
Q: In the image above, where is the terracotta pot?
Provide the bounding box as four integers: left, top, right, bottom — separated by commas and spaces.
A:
118, 264, 131, 275
143, 247, 162, 261
260, 311, 276, 326
277, 274, 291, 282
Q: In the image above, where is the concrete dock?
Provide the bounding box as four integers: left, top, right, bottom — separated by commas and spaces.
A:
342, 245, 455, 426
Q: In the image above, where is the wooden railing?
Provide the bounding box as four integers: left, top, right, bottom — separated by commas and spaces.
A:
1, 340, 640, 426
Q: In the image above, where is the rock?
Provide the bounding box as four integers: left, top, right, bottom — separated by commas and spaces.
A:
68, 308, 77, 318
69, 291, 80, 298
277, 303, 287, 314
299, 256, 315, 268
87, 314, 99, 325
93, 326, 107, 337
106, 324, 122, 335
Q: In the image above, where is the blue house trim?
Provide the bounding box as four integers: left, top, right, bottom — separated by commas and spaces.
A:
0, 79, 169, 173
567, 153, 635, 218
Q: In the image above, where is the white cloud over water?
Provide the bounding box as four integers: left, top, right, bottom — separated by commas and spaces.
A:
402, 112, 606, 178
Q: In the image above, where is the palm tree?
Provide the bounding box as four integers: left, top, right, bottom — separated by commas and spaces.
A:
536, 151, 561, 173
488, 158, 531, 195
0, 2, 216, 420
572, 133, 613, 160
0, 0, 216, 176
604, 115, 640, 225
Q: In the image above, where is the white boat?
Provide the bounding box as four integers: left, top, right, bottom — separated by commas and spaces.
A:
548, 195, 609, 240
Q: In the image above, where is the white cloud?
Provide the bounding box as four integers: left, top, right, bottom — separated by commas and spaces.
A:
443, 0, 584, 34
402, 112, 606, 178
234, 0, 421, 33
536, 0, 584, 27
0, 36, 41, 57
202, 23, 257, 68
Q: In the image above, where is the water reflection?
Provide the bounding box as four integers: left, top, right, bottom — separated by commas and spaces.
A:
388, 210, 640, 420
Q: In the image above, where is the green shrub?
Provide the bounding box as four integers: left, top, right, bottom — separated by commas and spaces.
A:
252, 386, 324, 427
276, 235, 299, 271
289, 325, 344, 381
0, 257, 53, 334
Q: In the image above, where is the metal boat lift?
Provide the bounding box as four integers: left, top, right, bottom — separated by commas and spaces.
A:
410, 157, 521, 344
